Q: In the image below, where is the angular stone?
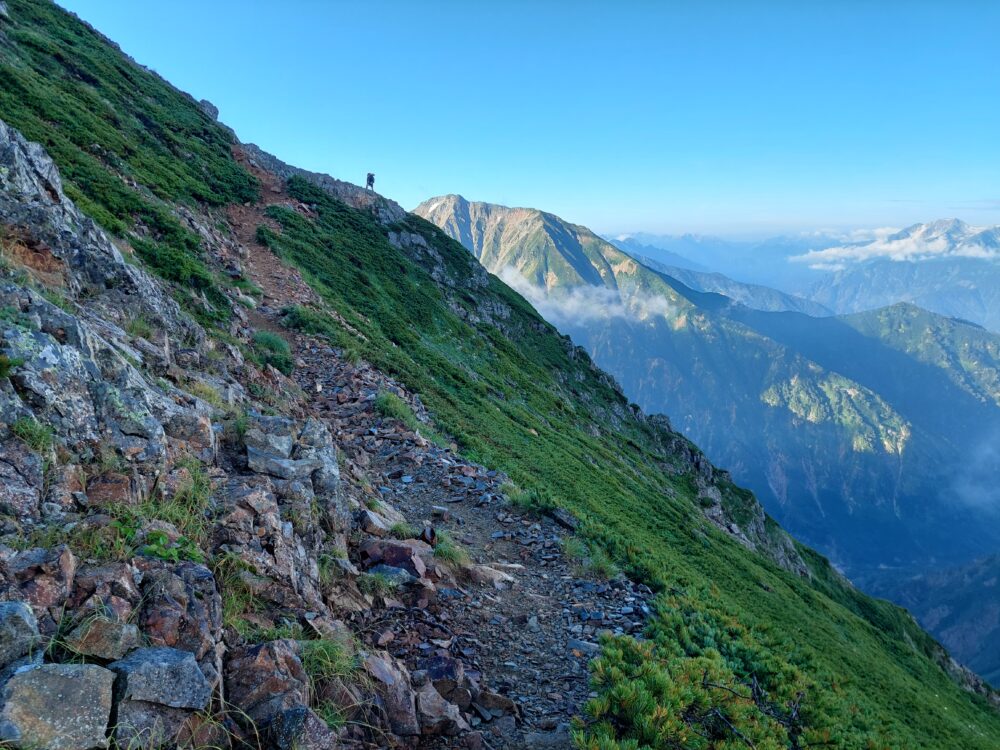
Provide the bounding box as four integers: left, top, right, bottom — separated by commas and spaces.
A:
65, 616, 140, 660
415, 680, 469, 736
164, 412, 217, 464
113, 701, 193, 750
108, 647, 212, 710
66, 561, 141, 622
363, 651, 418, 736
247, 447, 322, 480
0, 663, 114, 750
0, 601, 39, 672
358, 508, 390, 536
359, 539, 428, 579
1, 545, 76, 633
264, 706, 339, 750
225, 640, 310, 726
84, 471, 136, 507
418, 655, 465, 702
0, 438, 43, 520
137, 562, 222, 663
245, 425, 294, 458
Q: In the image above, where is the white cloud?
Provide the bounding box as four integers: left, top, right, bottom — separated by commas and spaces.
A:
791, 220, 1000, 268
497, 266, 675, 326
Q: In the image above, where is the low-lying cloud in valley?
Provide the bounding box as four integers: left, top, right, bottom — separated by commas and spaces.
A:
497, 267, 675, 326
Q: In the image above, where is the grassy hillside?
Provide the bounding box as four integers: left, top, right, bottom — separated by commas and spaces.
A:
1, 1, 998, 747
0, 0, 258, 324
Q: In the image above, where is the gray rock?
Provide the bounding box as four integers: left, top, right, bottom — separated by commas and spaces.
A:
0, 663, 115, 750
65, 617, 140, 661
244, 425, 294, 458
264, 706, 339, 750
108, 647, 212, 710
0, 602, 38, 672
567, 638, 600, 656
247, 447, 322, 480
0, 439, 43, 521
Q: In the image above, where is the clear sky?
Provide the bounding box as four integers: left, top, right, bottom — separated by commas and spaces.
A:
57, 1, 1000, 236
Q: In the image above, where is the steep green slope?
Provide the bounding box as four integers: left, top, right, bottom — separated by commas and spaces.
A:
0, 2, 998, 747
0, 0, 259, 324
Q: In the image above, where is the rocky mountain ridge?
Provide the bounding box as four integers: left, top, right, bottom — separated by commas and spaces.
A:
0, 2, 998, 748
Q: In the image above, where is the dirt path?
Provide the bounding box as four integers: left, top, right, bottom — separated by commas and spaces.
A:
230, 166, 654, 749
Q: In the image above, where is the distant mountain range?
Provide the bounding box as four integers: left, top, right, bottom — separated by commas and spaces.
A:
622, 220, 1000, 332
632, 254, 831, 317
416, 195, 1000, 575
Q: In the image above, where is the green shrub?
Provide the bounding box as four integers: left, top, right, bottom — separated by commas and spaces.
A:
252, 330, 294, 375
388, 522, 420, 540
358, 571, 398, 597
184, 379, 225, 409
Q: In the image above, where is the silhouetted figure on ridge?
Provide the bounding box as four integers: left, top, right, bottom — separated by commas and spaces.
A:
366, 172, 375, 191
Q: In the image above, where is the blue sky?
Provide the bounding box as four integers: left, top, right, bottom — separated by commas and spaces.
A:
58, 1, 1000, 236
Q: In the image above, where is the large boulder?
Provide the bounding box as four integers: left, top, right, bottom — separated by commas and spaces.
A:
213, 477, 323, 611
0, 663, 115, 750
135, 561, 223, 689
108, 647, 213, 748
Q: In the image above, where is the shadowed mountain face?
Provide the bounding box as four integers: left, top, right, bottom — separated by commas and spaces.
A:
808, 256, 1000, 332
859, 555, 1000, 687
416, 195, 1000, 575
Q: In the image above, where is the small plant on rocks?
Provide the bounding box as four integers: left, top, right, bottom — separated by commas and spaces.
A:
11, 416, 54, 453
0, 354, 24, 379
433, 530, 470, 566
252, 330, 294, 375
388, 522, 420, 540
358, 571, 398, 597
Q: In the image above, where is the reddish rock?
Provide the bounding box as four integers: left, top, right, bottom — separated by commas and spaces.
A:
415, 680, 469, 736
359, 539, 429, 579
363, 651, 419, 736
67, 561, 141, 622
84, 472, 136, 507
225, 640, 310, 726
1, 545, 76, 633
136, 561, 223, 688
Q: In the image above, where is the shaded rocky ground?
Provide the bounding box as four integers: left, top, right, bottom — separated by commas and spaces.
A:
0, 115, 655, 749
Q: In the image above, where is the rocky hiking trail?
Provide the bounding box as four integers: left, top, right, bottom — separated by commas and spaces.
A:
230, 149, 656, 748
0, 116, 658, 750
286, 336, 655, 749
